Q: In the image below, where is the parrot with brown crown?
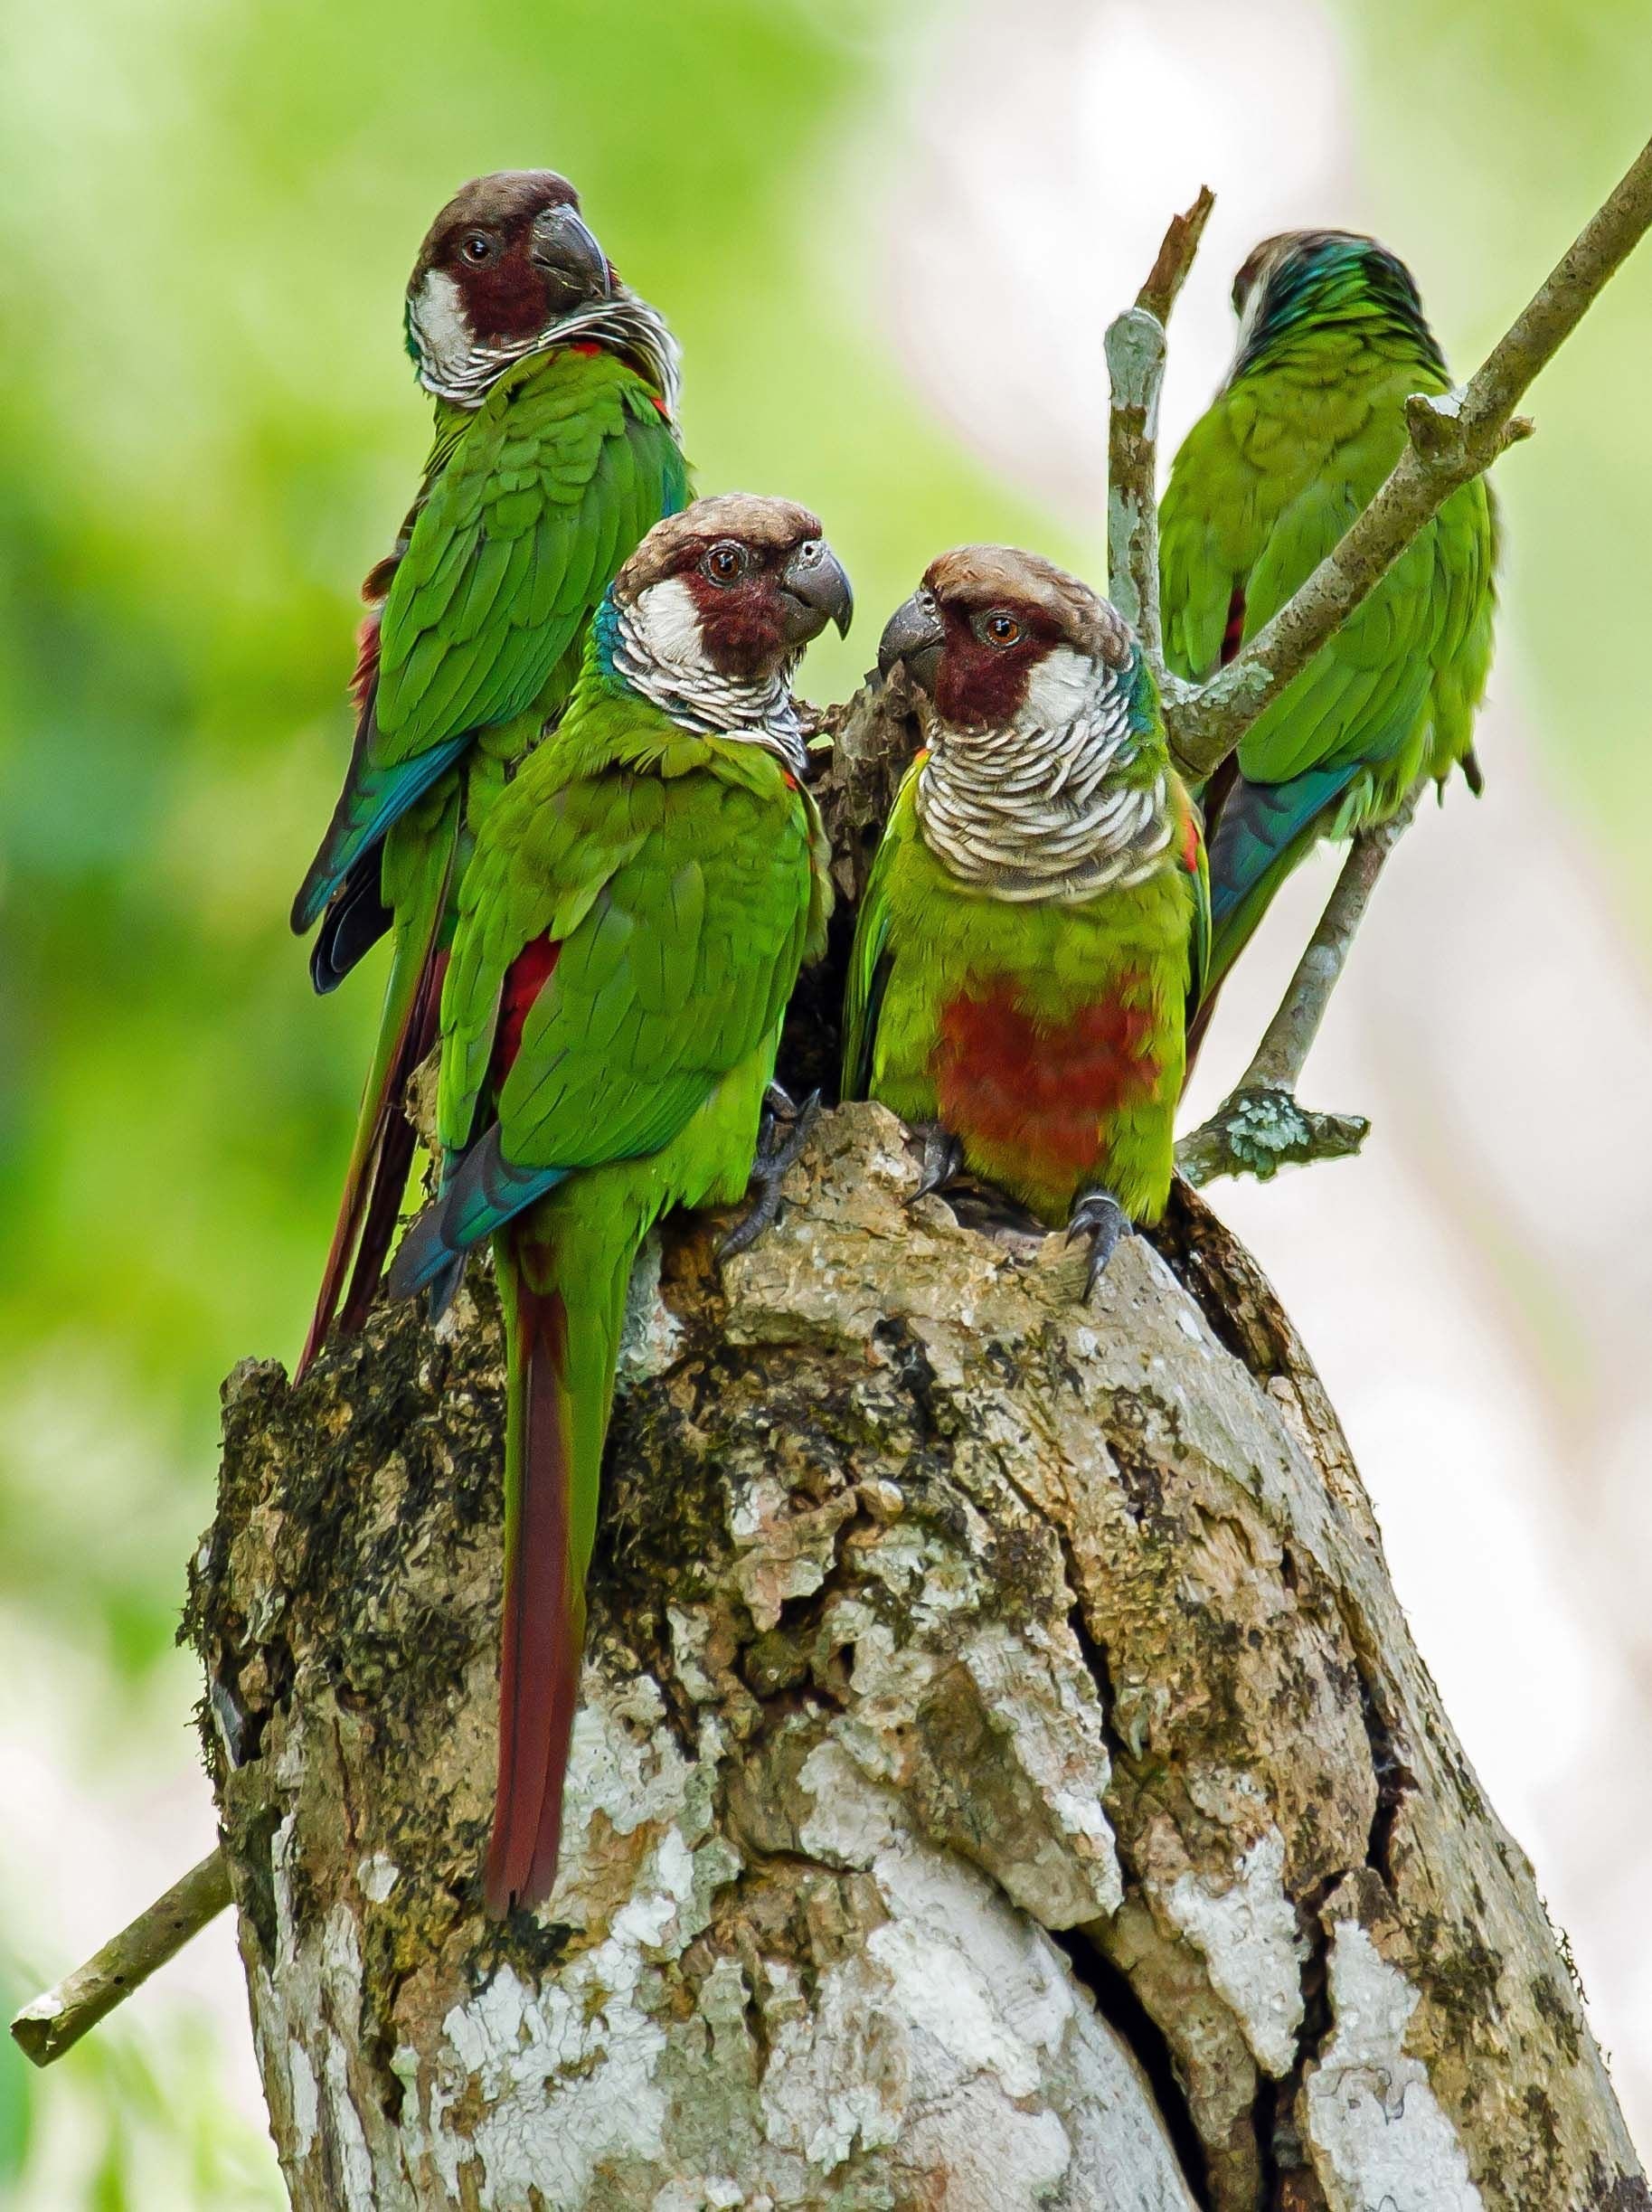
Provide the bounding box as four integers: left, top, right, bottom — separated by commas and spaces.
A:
290, 170, 689, 1374
843, 548, 1207, 1286
387, 495, 849, 1913
1159, 230, 1496, 1065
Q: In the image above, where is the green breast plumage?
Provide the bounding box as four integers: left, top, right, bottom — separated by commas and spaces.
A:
845, 769, 1203, 1225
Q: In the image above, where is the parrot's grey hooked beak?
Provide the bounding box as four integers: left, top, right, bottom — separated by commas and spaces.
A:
779, 539, 854, 645
529, 203, 612, 308
877, 589, 945, 693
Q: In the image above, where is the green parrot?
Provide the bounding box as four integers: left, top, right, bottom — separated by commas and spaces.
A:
1158, 230, 1496, 1056
291, 170, 690, 1374
387, 496, 850, 1913
842, 548, 1207, 1285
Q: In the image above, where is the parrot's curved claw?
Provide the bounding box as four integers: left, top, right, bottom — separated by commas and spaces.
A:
720, 1089, 822, 1258
1066, 1186, 1133, 1299
911, 1124, 966, 1204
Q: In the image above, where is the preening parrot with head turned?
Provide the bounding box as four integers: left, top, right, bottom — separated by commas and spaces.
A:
386, 495, 850, 1914
290, 170, 689, 1374
1158, 231, 1497, 1062
842, 548, 1206, 1287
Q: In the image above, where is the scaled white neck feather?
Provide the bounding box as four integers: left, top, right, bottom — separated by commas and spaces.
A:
915, 647, 1171, 903
409, 276, 683, 415
611, 580, 808, 778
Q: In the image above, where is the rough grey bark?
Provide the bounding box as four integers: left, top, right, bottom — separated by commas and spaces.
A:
186, 1101, 1643, 2211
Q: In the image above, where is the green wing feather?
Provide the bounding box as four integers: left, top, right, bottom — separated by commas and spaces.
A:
295, 352, 686, 923
501, 785, 814, 1170
377, 357, 681, 761
1186, 798, 1213, 1011
439, 722, 815, 1178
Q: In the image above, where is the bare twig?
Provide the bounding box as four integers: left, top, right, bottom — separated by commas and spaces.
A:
11, 1847, 231, 2068
1136, 185, 1216, 326
1104, 186, 1214, 648
1166, 133, 1652, 777
1176, 795, 1418, 1186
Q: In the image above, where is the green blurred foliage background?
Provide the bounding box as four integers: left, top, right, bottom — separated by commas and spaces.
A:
0, 0, 1646, 2198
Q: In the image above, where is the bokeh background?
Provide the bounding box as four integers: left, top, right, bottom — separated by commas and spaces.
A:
2, 0, 1648, 2196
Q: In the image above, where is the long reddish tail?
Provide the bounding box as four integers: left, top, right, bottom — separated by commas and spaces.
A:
297, 931, 446, 1379
486, 1236, 586, 1915
334, 967, 438, 1345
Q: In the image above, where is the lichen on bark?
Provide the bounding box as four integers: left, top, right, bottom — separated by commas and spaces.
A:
185, 1095, 1643, 2211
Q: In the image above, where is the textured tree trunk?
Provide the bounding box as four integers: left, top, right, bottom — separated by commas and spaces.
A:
186, 1110, 1646, 2212
185, 683, 1646, 2210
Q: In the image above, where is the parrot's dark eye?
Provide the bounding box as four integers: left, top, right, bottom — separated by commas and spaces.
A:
460, 232, 495, 265
703, 543, 748, 586
977, 610, 1024, 648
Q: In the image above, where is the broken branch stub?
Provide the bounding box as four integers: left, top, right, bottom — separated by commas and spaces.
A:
1105, 184, 1213, 652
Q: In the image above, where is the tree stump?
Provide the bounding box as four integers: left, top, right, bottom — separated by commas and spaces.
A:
185, 1102, 1644, 2211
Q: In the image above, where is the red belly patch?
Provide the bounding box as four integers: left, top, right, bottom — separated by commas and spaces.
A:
933, 981, 1158, 1176
493, 936, 562, 1089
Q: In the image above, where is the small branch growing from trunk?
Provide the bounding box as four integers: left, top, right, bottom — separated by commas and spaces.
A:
1176, 795, 1418, 1186
10, 1848, 231, 2068
1136, 185, 1218, 328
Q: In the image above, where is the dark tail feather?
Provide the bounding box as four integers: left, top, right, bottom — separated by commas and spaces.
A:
336, 1100, 422, 1340
486, 1256, 584, 1915
1180, 754, 1239, 1092
309, 850, 393, 996
424, 1251, 468, 1325
296, 932, 447, 1381
1182, 979, 1223, 1089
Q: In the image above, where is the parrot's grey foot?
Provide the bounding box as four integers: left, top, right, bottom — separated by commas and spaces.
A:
1067, 1186, 1132, 1299
720, 1089, 822, 1257
1175, 1085, 1369, 1188
911, 1123, 966, 1204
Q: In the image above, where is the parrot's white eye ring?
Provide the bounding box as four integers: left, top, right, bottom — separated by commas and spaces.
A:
460, 232, 495, 265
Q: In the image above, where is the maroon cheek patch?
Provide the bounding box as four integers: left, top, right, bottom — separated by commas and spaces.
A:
459, 241, 553, 344
684, 571, 785, 678
931, 612, 1036, 725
